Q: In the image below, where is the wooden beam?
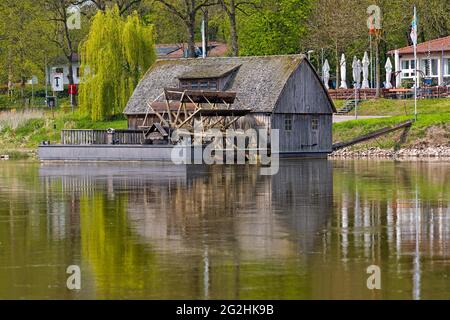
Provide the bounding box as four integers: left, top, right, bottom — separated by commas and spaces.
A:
178, 109, 202, 128
174, 91, 186, 125
333, 120, 413, 151
146, 101, 170, 127
223, 116, 242, 129
142, 93, 164, 128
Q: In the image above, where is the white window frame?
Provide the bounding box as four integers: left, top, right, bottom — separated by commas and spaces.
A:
444, 58, 450, 77
400, 59, 416, 79
421, 58, 439, 78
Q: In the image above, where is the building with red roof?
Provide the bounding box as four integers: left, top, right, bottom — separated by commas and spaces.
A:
388, 35, 450, 87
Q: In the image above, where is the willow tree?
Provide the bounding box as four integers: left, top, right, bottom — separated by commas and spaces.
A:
79, 6, 155, 121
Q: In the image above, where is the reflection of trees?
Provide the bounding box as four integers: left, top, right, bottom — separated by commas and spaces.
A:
67, 160, 450, 299
78, 190, 219, 299
80, 192, 154, 298
313, 160, 450, 299
0, 161, 333, 299
0, 162, 80, 299
4, 160, 448, 299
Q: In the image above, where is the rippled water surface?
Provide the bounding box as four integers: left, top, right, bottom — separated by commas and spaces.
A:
0, 160, 449, 299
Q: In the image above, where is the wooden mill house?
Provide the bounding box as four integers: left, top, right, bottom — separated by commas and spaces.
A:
124, 55, 336, 157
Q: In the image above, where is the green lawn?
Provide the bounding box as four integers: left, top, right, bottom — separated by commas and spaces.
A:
333, 98, 450, 149
334, 97, 450, 116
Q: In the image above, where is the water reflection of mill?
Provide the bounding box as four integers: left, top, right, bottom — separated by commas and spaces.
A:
39, 161, 334, 258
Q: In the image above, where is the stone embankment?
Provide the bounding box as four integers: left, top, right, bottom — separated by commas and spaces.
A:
331, 145, 450, 159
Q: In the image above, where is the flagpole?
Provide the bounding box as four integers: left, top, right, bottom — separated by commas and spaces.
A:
413, 6, 418, 121
201, 19, 206, 59
369, 34, 373, 88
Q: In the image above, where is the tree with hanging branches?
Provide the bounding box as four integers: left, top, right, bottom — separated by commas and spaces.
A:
78, 6, 156, 121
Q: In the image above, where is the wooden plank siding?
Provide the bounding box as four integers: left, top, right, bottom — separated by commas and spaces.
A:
271, 59, 334, 154
274, 61, 334, 115
272, 114, 332, 154
124, 56, 335, 156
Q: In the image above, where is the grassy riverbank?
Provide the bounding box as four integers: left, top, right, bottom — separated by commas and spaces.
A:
0, 102, 127, 158
333, 98, 450, 150
0, 96, 449, 159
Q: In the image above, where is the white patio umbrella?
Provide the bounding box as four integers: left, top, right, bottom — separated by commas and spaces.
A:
356, 59, 362, 89
361, 52, 370, 89
339, 54, 348, 89
352, 56, 359, 88
322, 59, 330, 89
385, 57, 393, 89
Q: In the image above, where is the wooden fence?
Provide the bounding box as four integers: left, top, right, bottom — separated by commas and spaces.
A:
328, 89, 384, 100
61, 129, 143, 145
329, 87, 450, 100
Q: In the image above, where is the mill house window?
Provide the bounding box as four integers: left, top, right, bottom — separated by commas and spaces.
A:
180, 79, 218, 90
312, 118, 319, 131
284, 115, 293, 131
178, 64, 241, 92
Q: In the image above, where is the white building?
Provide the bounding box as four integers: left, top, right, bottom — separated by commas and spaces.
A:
388, 35, 450, 87
46, 53, 81, 86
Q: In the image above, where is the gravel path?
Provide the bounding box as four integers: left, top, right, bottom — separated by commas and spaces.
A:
333, 115, 389, 123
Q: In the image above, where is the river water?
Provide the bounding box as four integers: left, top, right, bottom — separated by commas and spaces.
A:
0, 160, 448, 300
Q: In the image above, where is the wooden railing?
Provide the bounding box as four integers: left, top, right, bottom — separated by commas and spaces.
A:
61, 129, 143, 145
328, 89, 388, 100
329, 87, 450, 100
114, 130, 143, 145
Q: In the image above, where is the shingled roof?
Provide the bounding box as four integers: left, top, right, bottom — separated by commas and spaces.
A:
388, 35, 450, 55
124, 55, 325, 115
178, 64, 241, 80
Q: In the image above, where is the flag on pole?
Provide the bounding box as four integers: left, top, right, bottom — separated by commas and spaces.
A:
368, 15, 376, 35
411, 6, 418, 121
410, 8, 418, 46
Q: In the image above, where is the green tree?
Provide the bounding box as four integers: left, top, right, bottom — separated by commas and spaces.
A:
306, 0, 368, 87
0, 0, 54, 98
143, 1, 188, 44
79, 6, 156, 121
154, 0, 217, 57
237, 0, 312, 56
74, 0, 145, 15
218, 0, 259, 56
44, 1, 91, 86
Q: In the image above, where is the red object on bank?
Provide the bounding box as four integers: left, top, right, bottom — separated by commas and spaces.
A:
68, 84, 77, 95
